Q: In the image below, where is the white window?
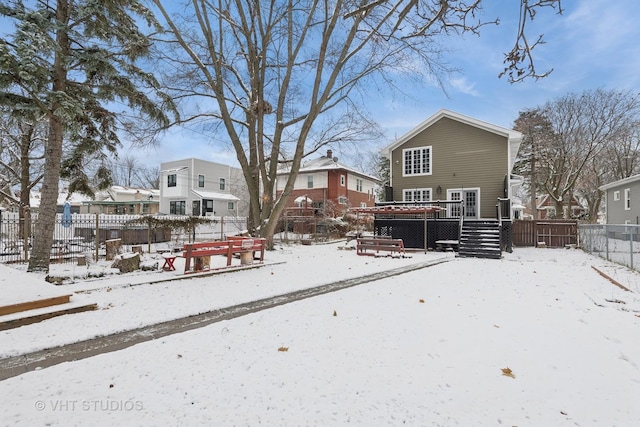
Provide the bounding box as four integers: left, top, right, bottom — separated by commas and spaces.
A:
167, 174, 177, 187
338, 196, 348, 205
356, 178, 363, 192
219, 178, 226, 191
340, 175, 346, 186
198, 174, 205, 188
403, 188, 431, 202
624, 188, 631, 210
360, 202, 367, 208
402, 146, 432, 176
613, 191, 620, 201
307, 175, 314, 189
227, 201, 235, 210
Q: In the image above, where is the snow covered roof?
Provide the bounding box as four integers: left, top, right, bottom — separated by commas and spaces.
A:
191, 190, 240, 201
278, 150, 380, 183
599, 174, 640, 191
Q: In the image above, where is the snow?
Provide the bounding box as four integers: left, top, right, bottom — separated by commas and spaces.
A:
1, 242, 640, 426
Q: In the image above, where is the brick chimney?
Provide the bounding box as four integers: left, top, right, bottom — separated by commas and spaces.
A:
326, 149, 333, 158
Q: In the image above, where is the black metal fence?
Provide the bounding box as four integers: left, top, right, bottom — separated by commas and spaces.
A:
0, 212, 248, 265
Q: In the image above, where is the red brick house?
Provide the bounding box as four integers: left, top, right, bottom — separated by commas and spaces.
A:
536, 194, 585, 219
276, 150, 380, 217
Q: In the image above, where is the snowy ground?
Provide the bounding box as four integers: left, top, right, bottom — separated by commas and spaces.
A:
1, 242, 639, 426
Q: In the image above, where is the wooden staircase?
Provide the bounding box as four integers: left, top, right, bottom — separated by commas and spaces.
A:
458, 220, 502, 259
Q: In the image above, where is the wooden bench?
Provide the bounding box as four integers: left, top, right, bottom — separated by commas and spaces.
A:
182, 237, 266, 273
356, 237, 405, 257
435, 240, 459, 252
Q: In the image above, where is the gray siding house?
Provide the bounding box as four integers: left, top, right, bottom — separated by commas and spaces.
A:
382, 109, 523, 219
600, 174, 640, 224
159, 158, 249, 217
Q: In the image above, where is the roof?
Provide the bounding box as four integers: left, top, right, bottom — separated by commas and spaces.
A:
278, 155, 381, 183
599, 174, 640, 191
381, 109, 523, 167
191, 190, 240, 201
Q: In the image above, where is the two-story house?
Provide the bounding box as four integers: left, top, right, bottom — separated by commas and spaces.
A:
600, 174, 640, 224
276, 150, 380, 217
159, 158, 248, 217
382, 109, 523, 218
83, 186, 160, 215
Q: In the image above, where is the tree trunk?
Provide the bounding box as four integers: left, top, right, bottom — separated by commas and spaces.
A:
27, 0, 69, 273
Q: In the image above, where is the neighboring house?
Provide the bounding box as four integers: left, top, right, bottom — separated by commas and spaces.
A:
159, 158, 248, 217
29, 188, 91, 214
381, 109, 523, 219
83, 186, 160, 215
275, 149, 380, 217
535, 194, 585, 219
599, 174, 640, 224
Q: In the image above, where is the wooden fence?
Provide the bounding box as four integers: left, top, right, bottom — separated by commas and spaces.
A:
512, 219, 579, 248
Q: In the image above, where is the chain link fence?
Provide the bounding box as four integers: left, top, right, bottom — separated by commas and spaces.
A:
579, 224, 639, 271
0, 211, 248, 265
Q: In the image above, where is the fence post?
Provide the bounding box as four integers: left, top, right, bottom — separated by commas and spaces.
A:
631, 226, 634, 270
147, 222, 151, 254
220, 216, 224, 240
605, 224, 609, 261
94, 213, 100, 262
23, 206, 31, 262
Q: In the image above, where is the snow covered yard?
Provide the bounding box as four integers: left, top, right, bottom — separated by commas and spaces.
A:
1, 243, 639, 426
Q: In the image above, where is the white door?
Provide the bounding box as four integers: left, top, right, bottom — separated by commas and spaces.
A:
448, 189, 479, 219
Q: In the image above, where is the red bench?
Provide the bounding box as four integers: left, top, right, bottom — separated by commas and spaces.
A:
182, 237, 266, 274
356, 237, 405, 257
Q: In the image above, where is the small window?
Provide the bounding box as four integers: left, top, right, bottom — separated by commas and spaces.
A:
227, 201, 235, 210
613, 191, 620, 201
167, 174, 177, 187
356, 178, 363, 192
340, 175, 345, 186
169, 201, 186, 215
338, 196, 348, 205
307, 175, 314, 189
624, 188, 631, 210
219, 178, 226, 191
198, 174, 205, 188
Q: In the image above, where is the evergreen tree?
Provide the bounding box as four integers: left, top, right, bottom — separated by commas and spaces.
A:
0, 0, 176, 272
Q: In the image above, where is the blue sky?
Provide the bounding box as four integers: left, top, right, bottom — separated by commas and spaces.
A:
126, 0, 640, 170
1, 1, 637, 172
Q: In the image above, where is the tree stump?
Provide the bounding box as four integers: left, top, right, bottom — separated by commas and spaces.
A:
111, 253, 140, 273
194, 256, 210, 272
105, 238, 122, 261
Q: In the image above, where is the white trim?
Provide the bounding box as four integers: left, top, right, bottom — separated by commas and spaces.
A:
402, 146, 432, 177
402, 188, 432, 202
624, 188, 631, 210
382, 109, 522, 158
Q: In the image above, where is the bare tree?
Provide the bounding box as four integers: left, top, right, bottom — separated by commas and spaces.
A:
533, 89, 640, 219
0, 111, 47, 209
151, 0, 562, 246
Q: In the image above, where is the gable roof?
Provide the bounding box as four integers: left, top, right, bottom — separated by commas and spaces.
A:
599, 174, 640, 191
278, 151, 380, 183
382, 109, 523, 168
